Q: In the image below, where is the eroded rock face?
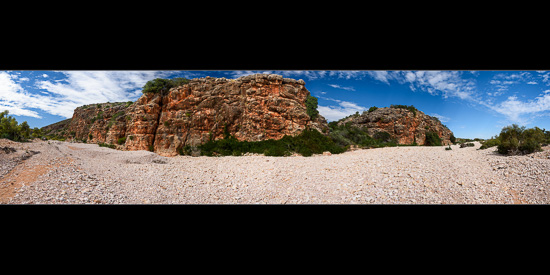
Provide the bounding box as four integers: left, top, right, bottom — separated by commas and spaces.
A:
65, 102, 130, 145
56, 74, 328, 156
339, 107, 453, 146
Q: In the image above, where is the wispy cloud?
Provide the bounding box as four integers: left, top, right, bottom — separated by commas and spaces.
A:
0, 72, 43, 118
366, 71, 477, 101
0, 71, 169, 119
430, 113, 450, 123
327, 84, 355, 91
225, 71, 374, 81
488, 72, 540, 92
485, 93, 550, 124
365, 71, 391, 84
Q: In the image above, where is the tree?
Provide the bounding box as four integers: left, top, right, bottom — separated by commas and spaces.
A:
305, 95, 319, 120
31, 127, 42, 138
496, 124, 544, 155
141, 77, 190, 94
142, 78, 173, 94
0, 110, 32, 142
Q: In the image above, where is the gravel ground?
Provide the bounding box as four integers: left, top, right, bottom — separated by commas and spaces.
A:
1, 139, 549, 204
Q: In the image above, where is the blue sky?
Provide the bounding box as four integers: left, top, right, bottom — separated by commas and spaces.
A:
2, 70, 550, 139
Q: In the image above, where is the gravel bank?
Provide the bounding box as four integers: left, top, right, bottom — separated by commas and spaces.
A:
2, 139, 549, 204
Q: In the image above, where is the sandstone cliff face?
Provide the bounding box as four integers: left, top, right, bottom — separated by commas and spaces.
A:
68, 102, 130, 145
339, 107, 453, 146
57, 74, 328, 156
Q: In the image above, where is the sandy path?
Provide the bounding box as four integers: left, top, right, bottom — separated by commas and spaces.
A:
2, 139, 549, 204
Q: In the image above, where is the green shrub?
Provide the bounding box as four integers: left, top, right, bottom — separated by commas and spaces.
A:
98, 142, 116, 149
480, 137, 500, 149
327, 122, 403, 149
368, 106, 378, 113
390, 104, 417, 116
198, 128, 344, 157
496, 124, 544, 155
373, 131, 392, 143
142, 77, 190, 94
424, 131, 442, 146
171, 77, 190, 87
305, 95, 319, 120
460, 142, 475, 148
450, 134, 456, 144
117, 137, 127, 145
142, 78, 173, 94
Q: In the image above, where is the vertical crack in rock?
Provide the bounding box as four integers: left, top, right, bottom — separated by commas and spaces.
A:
150, 94, 164, 151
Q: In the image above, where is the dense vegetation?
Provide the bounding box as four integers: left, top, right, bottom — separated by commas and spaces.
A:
327, 122, 400, 149
142, 77, 190, 94
390, 104, 417, 116
424, 131, 442, 146
0, 110, 42, 142
480, 124, 550, 155
192, 127, 345, 157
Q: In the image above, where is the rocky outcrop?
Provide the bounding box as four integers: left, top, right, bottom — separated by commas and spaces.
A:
48, 74, 328, 156
339, 107, 453, 146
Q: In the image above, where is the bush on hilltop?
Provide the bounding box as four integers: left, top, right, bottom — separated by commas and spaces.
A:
142, 77, 190, 94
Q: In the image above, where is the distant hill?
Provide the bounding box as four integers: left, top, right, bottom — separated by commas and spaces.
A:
335, 105, 454, 146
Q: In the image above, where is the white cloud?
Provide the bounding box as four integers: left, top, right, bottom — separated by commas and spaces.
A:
363, 71, 477, 101
0, 101, 41, 118
42, 74, 48, 77
36, 71, 168, 118
0, 72, 43, 118
486, 93, 550, 124
527, 81, 538, 85
327, 84, 355, 91
317, 96, 367, 122
395, 71, 476, 101
430, 113, 450, 123
0, 71, 169, 119
326, 71, 366, 79
365, 71, 391, 84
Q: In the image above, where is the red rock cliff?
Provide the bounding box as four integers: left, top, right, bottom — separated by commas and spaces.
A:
60, 74, 328, 156
339, 107, 453, 146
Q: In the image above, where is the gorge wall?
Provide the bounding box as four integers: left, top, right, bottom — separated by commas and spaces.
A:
338, 107, 453, 146
48, 74, 328, 156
